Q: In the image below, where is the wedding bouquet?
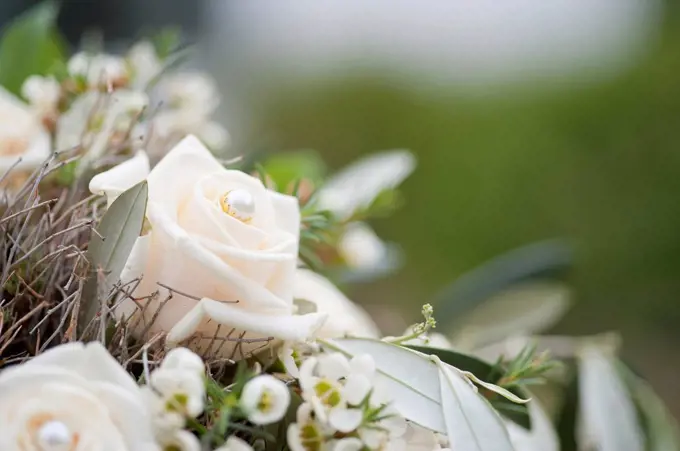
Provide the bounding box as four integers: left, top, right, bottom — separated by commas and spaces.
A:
0, 3, 677, 451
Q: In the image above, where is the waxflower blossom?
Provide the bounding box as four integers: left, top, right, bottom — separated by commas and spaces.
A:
241, 374, 291, 425
288, 352, 407, 451
214, 436, 254, 451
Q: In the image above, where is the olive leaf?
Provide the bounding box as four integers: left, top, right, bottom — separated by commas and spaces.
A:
0, 1, 65, 95
435, 356, 516, 451
432, 240, 572, 348
618, 363, 680, 451
321, 337, 526, 450
406, 344, 533, 430
577, 345, 644, 451
79, 181, 148, 336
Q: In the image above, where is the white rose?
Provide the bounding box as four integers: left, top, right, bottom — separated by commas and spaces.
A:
294, 269, 380, 339
0, 342, 158, 451
89, 135, 327, 359
0, 85, 50, 193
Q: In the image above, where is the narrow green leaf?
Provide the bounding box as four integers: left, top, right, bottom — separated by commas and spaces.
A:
79, 181, 148, 336
432, 240, 572, 347
406, 344, 532, 430
506, 398, 559, 451
0, 1, 65, 95
618, 363, 680, 451
434, 357, 517, 451
578, 345, 644, 451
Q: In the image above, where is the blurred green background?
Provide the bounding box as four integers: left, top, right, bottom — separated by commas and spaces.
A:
226, 3, 680, 413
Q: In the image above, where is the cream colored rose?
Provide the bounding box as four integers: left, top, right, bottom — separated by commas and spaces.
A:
89, 135, 327, 358
0, 85, 50, 193
294, 269, 380, 338
0, 342, 158, 451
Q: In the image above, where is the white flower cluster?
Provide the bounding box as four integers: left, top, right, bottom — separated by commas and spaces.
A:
288, 352, 407, 451
145, 348, 207, 451
0, 38, 228, 196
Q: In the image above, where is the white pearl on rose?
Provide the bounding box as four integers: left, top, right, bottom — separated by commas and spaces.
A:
220, 189, 256, 222
37, 420, 71, 448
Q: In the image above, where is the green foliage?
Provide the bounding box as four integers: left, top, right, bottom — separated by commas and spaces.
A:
79, 181, 148, 336
407, 343, 533, 429
262, 149, 327, 189
152, 26, 183, 60
0, 1, 66, 95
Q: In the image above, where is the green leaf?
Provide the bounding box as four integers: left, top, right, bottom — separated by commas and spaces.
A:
432, 240, 572, 347
0, 1, 65, 95
618, 363, 680, 451
263, 149, 327, 188
577, 345, 644, 451
152, 26, 183, 60
506, 398, 559, 451
406, 344, 532, 430
434, 357, 517, 451
79, 181, 148, 336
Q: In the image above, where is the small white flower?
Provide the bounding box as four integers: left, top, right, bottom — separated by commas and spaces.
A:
68, 52, 128, 87
279, 341, 321, 378
333, 437, 364, 451
21, 75, 60, 118
328, 408, 363, 433
127, 40, 162, 89
159, 429, 201, 451
214, 436, 254, 451
150, 367, 206, 418
241, 374, 291, 425
161, 347, 205, 376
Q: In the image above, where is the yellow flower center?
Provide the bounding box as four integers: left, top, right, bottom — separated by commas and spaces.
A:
314, 379, 342, 408
299, 423, 324, 451
258, 389, 274, 413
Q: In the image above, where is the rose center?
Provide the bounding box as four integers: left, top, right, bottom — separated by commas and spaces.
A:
219, 189, 255, 223
36, 420, 73, 450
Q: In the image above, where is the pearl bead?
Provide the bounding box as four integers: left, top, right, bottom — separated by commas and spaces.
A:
37, 420, 71, 449
220, 189, 255, 223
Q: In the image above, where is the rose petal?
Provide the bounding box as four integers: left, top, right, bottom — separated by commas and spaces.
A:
294, 269, 381, 338
23, 342, 139, 394
165, 298, 327, 348
89, 151, 150, 207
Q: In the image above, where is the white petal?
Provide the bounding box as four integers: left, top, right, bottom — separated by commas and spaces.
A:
89, 151, 150, 207
146, 134, 226, 216
215, 436, 254, 451
166, 298, 327, 349
162, 429, 201, 451
350, 354, 376, 379
333, 437, 364, 451
24, 342, 139, 394
329, 407, 363, 433
294, 269, 380, 339
317, 353, 350, 381
161, 347, 205, 376
360, 427, 388, 449
268, 190, 301, 239
343, 374, 372, 406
